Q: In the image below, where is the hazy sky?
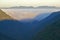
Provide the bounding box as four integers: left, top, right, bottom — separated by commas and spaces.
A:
0, 0, 60, 7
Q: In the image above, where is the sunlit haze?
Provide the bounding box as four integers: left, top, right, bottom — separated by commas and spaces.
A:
0, 0, 60, 7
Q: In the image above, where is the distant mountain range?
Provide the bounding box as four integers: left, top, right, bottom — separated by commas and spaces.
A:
11, 6, 60, 9
1, 6, 60, 9
36, 6, 60, 8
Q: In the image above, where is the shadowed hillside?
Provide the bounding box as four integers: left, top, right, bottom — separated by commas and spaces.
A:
33, 11, 60, 40
0, 20, 32, 40
0, 32, 16, 40
0, 9, 13, 20
0, 11, 60, 40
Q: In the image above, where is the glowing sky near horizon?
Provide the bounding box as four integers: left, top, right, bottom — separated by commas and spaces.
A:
0, 0, 60, 7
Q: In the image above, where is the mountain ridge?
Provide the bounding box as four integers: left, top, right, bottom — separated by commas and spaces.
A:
1, 6, 60, 9
0, 9, 13, 20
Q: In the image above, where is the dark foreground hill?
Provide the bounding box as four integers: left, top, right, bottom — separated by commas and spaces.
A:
0, 11, 60, 40
0, 9, 13, 20
33, 11, 60, 40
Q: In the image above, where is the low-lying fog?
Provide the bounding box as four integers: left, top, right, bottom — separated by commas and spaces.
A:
1, 8, 60, 20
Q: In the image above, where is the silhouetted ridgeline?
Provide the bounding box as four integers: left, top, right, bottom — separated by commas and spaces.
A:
3, 6, 60, 9
0, 9, 13, 20
0, 11, 60, 40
